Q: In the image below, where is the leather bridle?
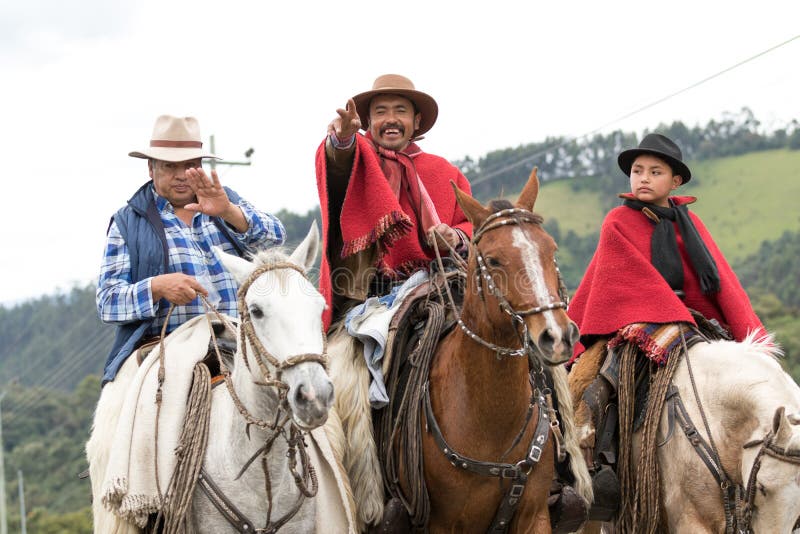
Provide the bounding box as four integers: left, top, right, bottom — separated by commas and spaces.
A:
425, 207, 569, 532
196, 261, 329, 533
457, 207, 570, 364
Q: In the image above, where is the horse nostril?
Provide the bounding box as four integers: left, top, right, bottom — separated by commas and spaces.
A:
322, 381, 334, 408
294, 383, 312, 405
538, 328, 555, 353
567, 322, 580, 346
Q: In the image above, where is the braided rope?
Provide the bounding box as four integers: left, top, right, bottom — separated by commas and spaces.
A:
617, 342, 682, 534
161, 363, 212, 534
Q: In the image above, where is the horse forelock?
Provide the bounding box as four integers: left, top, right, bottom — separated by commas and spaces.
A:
246, 247, 311, 289
251, 247, 291, 267
487, 199, 544, 225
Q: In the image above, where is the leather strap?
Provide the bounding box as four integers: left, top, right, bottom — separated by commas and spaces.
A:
423, 375, 551, 533
197, 468, 256, 533
666, 385, 745, 533
197, 467, 307, 534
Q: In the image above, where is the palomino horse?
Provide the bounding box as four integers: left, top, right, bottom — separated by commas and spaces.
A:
87, 225, 354, 533
412, 171, 592, 532
578, 334, 800, 533
655, 335, 800, 533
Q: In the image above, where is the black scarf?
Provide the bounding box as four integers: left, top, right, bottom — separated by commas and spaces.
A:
623, 199, 720, 294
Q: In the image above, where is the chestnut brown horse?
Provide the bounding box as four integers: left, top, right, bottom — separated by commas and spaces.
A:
406, 170, 592, 533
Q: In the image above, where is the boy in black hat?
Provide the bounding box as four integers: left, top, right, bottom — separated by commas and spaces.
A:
564, 133, 767, 524
569, 132, 765, 358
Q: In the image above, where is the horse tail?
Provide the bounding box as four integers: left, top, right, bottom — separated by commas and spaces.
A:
321, 408, 359, 533
551, 364, 594, 505
327, 323, 384, 530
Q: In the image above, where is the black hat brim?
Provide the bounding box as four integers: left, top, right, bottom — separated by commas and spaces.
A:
618, 148, 691, 183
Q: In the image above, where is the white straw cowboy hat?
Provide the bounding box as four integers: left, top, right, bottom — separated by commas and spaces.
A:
129, 115, 219, 162
353, 74, 439, 137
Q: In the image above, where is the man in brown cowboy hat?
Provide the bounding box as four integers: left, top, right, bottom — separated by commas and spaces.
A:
315, 73, 473, 329
97, 115, 286, 385
314, 74, 473, 531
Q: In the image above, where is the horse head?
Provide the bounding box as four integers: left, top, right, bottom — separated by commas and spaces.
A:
743, 405, 800, 532
452, 168, 579, 365
217, 224, 334, 430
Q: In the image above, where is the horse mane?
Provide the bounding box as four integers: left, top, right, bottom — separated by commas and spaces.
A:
487, 199, 544, 225
692, 333, 799, 440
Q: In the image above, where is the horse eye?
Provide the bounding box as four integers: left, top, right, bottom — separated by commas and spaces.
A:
486, 256, 502, 268
249, 305, 264, 319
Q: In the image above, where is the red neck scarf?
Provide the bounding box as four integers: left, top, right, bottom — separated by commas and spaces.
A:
368, 133, 441, 246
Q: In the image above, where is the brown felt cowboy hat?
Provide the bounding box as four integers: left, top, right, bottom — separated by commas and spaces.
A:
129, 115, 219, 162
618, 133, 692, 183
353, 74, 439, 137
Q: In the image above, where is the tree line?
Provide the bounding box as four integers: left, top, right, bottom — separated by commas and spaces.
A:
457, 107, 800, 204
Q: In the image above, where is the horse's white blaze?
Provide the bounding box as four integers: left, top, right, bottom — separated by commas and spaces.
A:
511, 227, 563, 338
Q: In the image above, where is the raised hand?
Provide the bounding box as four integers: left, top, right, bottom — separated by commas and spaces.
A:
327, 97, 361, 141
183, 167, 232, 217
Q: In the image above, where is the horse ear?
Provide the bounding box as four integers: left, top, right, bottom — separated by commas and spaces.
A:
451, 180, 490, 229
215, 246, 255, 285
516, 168, 540, 211
772, 406, 794, 443
289, 223, 319, 272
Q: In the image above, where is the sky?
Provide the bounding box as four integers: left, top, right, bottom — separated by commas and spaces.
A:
1, 0, 799, 305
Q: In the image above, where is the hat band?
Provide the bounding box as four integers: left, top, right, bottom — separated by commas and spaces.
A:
150, 140, 203, 148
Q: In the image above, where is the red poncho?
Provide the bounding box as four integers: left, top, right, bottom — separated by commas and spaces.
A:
315, 135, 472, 329
568, 195, 765, 362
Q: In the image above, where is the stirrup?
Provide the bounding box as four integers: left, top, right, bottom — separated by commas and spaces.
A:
587, 465, 620, 521
549, 484, 588, 533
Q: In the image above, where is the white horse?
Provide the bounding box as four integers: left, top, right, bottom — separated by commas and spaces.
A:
580, 334, 800, 533
87, 225, 355, 533
656, 334, 800, 533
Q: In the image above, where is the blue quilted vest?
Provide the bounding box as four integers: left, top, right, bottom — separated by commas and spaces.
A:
101, 182, 244, 384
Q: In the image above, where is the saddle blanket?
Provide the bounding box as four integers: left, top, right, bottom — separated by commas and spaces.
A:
345, 270, 428, 407
609, 322, 698, 365
101, 315, 218, 526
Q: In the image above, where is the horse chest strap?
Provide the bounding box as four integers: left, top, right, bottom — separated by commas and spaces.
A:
423, 383, 551, 532
197, 468, 257, 533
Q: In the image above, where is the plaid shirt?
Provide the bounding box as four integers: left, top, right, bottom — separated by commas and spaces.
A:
97, 185, 285, 337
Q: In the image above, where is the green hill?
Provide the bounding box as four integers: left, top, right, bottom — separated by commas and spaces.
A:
527, 149, 800, 262
686, 150, 800, 261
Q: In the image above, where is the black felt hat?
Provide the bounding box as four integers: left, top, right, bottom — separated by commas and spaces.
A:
618, 133, 692, 183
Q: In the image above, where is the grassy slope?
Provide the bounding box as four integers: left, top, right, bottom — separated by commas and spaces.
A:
516, 149, 800, 261
684, 150, 800, 261
529, 178, 607, 236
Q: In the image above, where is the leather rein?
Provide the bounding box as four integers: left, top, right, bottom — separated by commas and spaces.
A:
426, 208, 567, 532
194, 261, 328, 533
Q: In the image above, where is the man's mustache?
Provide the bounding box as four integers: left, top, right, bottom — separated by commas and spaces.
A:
380, 123, 405, 135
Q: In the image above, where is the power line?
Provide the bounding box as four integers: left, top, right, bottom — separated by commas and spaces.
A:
469, 32, 800, 187
6, 312, 96, 385
3, 329, 109, 424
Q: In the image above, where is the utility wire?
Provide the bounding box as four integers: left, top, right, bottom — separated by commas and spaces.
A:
3, 329, 109, 424
4, 334, 106, 421
469, 33, 800, 187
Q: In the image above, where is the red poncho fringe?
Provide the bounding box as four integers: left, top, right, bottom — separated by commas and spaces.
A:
568, 196, 765, 363
315, 135, 472, 329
